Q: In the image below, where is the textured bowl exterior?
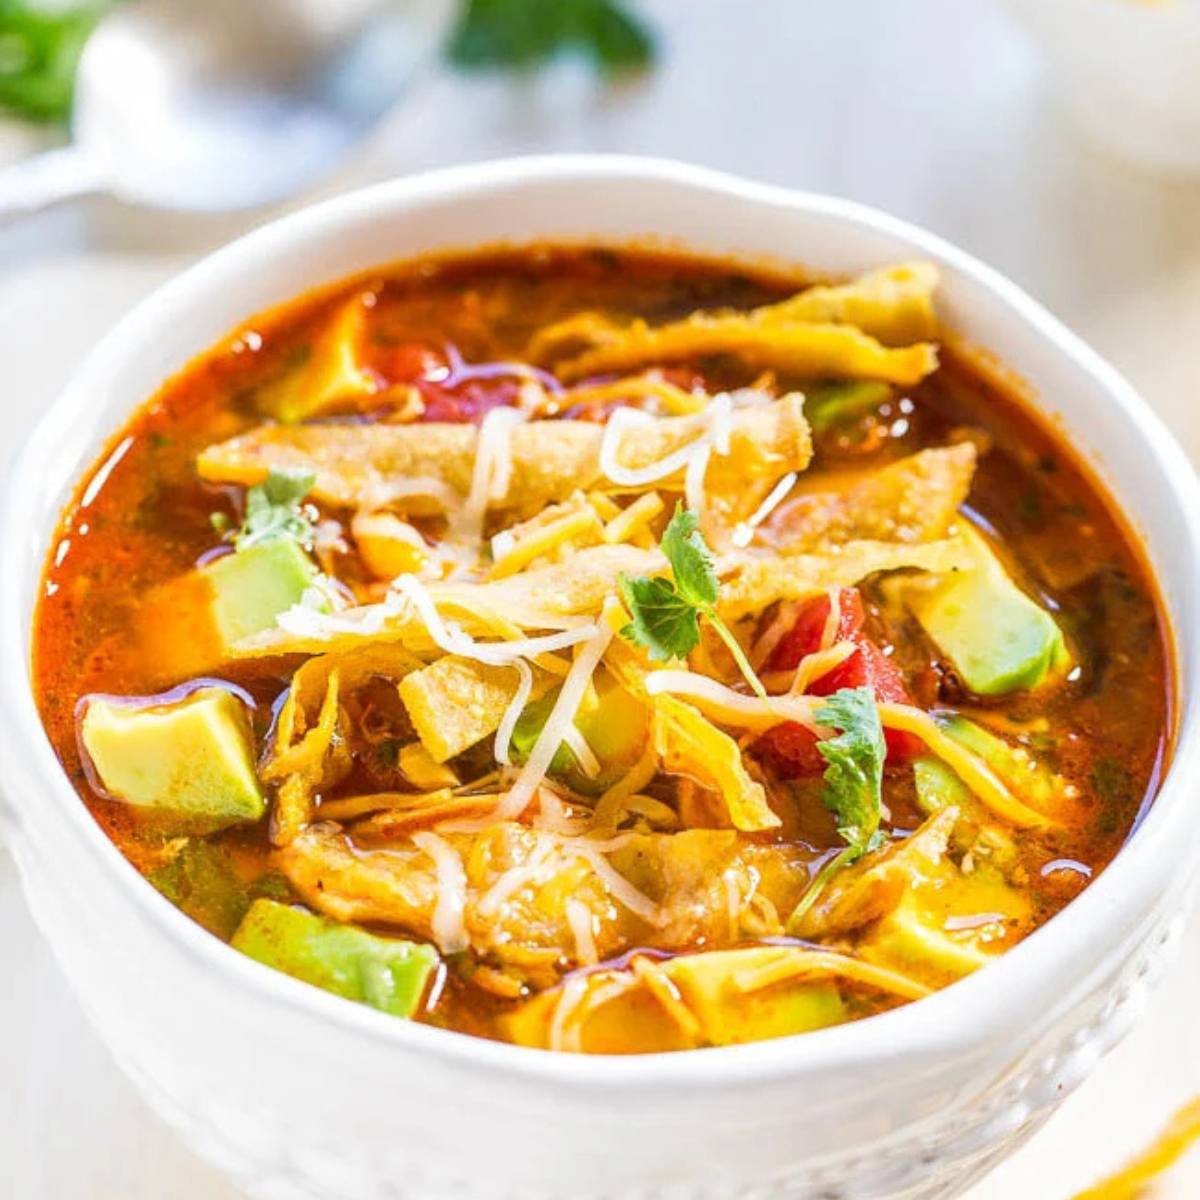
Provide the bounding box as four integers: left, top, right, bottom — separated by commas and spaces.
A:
2, 158, 1199, 1200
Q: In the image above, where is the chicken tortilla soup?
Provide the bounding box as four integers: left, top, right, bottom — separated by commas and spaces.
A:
33, 248, 1171, 1053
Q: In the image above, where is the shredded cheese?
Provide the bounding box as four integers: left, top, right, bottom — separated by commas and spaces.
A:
475, 840, 557, 919
732, 470, 798, 548
643, 669, 825, 733
489, 509, 601, 579
411, 832, 469, 954
818, 587, 843, 652
750, 600, 800, 670
548, 976, 591, 1053
566, 899, 599, 966
601, 491, 664, 545
785, 639, 857, 695
457, 602, 618, 828
730, 948, 930, 1001
631, 956, 703, 1040
560, 723, 602, 779
567, 843, 667, 927
453, 406, 528, 543
592, 735, 659, 820
390, 574, 597, 668
878, 703, 1052, 828
493, 659, 533, 767
560, 373, 707, 416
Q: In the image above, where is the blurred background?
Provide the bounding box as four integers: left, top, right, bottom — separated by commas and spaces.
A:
2, 1, 1199, 1197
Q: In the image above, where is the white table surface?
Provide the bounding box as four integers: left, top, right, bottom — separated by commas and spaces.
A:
3, 2, 1200, 1196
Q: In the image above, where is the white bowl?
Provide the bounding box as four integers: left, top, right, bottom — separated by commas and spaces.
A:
2, 157, 1198, 1200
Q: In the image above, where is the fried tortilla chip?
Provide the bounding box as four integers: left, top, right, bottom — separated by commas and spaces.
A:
197, 396, 811, 516
767, 444, 976, 553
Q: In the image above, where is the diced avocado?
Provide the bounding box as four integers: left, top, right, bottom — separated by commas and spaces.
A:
935, 713, 1068, 816
805, 380, 892, 434
257, 299, 378, 423
502, 947, 846, 1051
141, 538, 316, 680
908, 526, 1069, 695
913, 755, 973, 813
231, 899, 439, 1018
665, 947, 846, 1045
861, 895, 993, 988
81, 687, 266, 827
511, 671, 649, 796
206, 539, 317, 645
148, 839, 292, 939
913, 755, 1018, 869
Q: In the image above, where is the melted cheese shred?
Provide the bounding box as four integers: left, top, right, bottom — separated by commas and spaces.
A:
454, 405, 528, 544
461, 600, 618, 828
877, 703, 1052, 829
566, 899, 599, 966
493, 659, 533, 767
563, 373, 707, 416
730, 949, 931, 1002
390, 575, 598, 668
731, 470, 798, 548
488, 508, 602, 579
411, 832, 469, 954
601, 491, 664, 545
643, 670, 825, 734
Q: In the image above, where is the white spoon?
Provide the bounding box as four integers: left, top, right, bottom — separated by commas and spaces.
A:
0, 0, 453, 218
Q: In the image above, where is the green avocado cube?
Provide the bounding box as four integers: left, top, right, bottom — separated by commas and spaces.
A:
908, 526, 1069, 695
205, 538, 317, 646
231, 899, 440, 1018
665, 948, 846, 1046
81, 687, 265, 826
140, 538, 316, 680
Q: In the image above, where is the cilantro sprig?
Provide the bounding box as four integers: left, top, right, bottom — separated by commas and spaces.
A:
448, 0, 655, 76
788, 686, 888, 928
216, 467, 316, 552
618, 503, 767, 699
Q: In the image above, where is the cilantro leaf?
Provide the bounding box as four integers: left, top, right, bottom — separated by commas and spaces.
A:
447, 0, 654, 76
660, 503, 718, 609
618, 503, 767, 698
0, 0, 110, 124
618, 573, 700, 661
814, 686, 886, 859
230, 467, 316, 552
786, 686, 887, 931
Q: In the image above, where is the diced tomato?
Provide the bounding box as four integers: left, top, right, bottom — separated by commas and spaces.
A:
753, 721, 827, 776
372, 342, 442, 385
766, 588, 865, 672
753, 588, 923, 775
414, 377, 522, 424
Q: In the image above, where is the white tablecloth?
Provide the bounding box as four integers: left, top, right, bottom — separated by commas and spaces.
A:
3, 2, 1200, 1195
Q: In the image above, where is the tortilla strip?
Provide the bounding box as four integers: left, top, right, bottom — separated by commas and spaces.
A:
400, 656, 557, 763
792, 809, 956, 939
550, 317, 938, 387
531, 262, 938, 364
197, 395, 812, 516
715, 536, 973, 622
755, 262, 939, 346
768, 444, 976, 553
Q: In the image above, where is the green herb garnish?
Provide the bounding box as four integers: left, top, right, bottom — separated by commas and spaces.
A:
447, 0, 655, 75
230, 467, 316, 552
0, 0, 110, 123
618, 503, 766, 699
788, 686, 887, 929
